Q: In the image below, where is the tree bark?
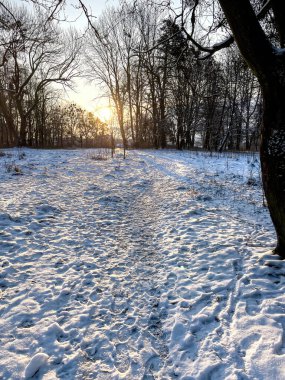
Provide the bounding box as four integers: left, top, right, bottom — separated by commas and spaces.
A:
218, 0, 285, 257
261, 75, 285, 257
0, 95, 18, 145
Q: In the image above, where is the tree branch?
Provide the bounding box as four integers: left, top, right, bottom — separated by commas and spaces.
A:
183, 0, 273, 59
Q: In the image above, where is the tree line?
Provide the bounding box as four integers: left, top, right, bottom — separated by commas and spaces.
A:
1, 0, 262, 151
0, 2, 110, 148
85, 2, 262, 151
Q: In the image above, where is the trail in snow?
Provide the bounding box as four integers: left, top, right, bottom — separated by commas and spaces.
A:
0, 149, 284, 380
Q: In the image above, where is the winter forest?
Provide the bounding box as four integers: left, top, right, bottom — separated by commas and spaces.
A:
1, 1, 263, 151
1, 0, 285, 379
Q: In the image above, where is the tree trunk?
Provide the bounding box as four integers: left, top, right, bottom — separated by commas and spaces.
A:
0, 96, 18, 145
261, 77, 285, 257
16, 99, 28, 146
19, 114, 27, 147
218, 0, 285, 257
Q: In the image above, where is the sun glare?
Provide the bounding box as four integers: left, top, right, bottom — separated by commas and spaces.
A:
97, 107, 113, 122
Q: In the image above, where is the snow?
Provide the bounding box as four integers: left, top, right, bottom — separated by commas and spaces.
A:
273, 47, 285, 56
0, 148, 284, 379
24, 353, 49, 379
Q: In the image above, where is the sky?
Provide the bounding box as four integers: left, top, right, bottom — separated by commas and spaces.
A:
61, 0, 119, 116
61, 0, 118, 27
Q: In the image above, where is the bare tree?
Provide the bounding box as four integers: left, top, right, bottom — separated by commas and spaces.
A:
0, 2, 81, 145
85, 8, 129, 151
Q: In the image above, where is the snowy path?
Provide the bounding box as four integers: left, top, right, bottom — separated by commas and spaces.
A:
0, 149, 285, 379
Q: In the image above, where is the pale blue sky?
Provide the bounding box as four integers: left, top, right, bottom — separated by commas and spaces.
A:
63, 0, 118, 27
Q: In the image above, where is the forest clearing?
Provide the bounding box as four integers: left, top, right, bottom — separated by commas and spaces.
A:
0, 148, 284, 379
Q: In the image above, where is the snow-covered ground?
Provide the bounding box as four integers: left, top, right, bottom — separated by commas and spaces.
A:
0, 148, 284, 380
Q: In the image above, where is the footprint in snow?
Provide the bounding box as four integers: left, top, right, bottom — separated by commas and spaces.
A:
86, 184, 101, 192
117, 325, 135, 343
166, 272, 177, 287
0, 281, 8, 290
245, 297, 262, 316
54, 259, 65, 268
149, 287, 161, 297
180, 345, 198, 362
143, 355, 163, 379
36, 204, 61, 215
114, 343, 130, 373
98, 195, 122, 204
111, 300, 129, 314
19, 319, 35, 329
89, 290, 102, 302
125, 316, 136, 325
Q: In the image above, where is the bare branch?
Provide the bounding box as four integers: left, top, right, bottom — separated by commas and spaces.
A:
183, 0, 273, 59
77, 0, 102, 41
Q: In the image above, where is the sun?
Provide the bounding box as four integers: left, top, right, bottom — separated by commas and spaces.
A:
97, 107, 113, 122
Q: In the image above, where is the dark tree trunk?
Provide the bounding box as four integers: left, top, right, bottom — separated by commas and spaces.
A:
176, 114, 183, 150
261, 76, 285, 257
17, 99, 28, 146
116, 105, 127, 152
0, 96, 18, 145
218, 0, 285, 257
19, 114, 27, 147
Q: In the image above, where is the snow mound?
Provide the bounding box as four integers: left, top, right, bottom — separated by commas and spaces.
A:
24, 353, 49, 379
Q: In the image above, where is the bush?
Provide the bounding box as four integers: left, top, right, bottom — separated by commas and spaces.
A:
88, 148, 110, 161
4, 161, 22, 174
